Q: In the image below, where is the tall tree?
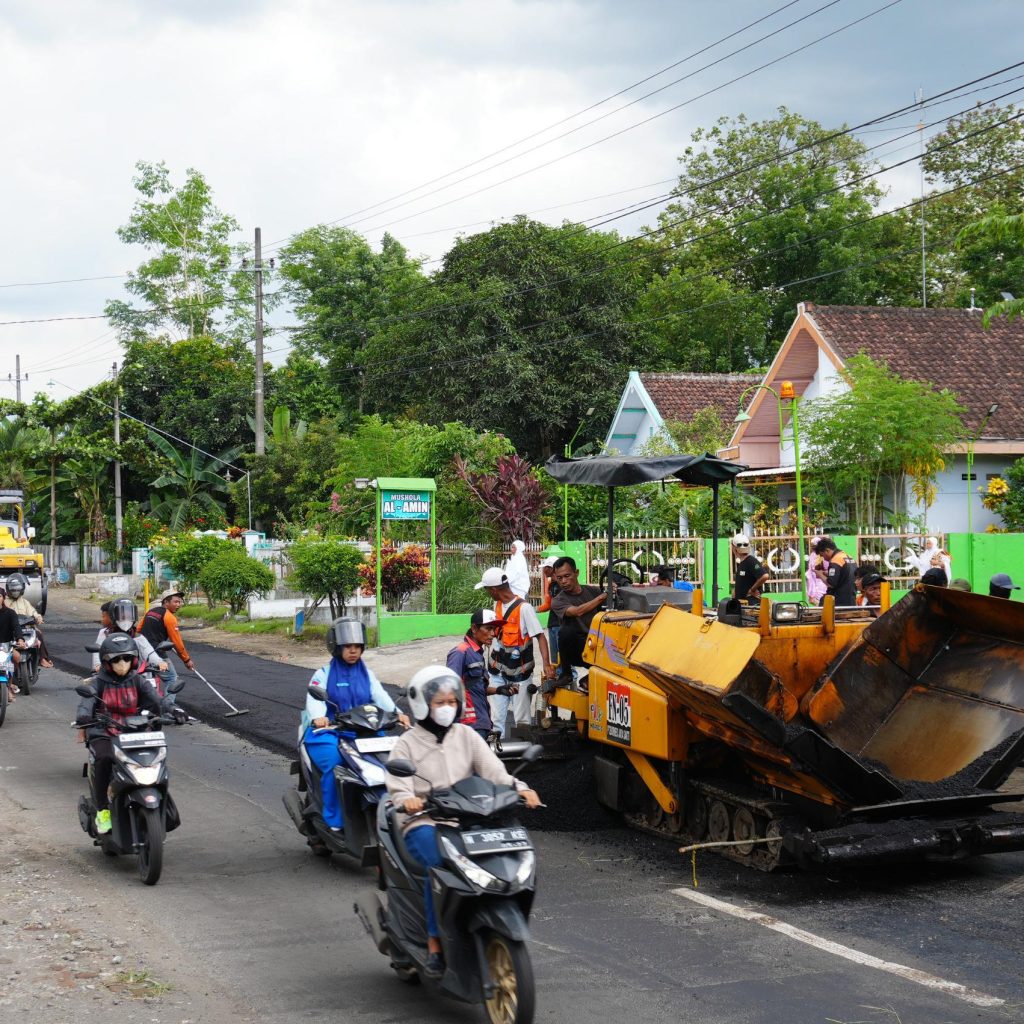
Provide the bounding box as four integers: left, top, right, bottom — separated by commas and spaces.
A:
105, 161, 255, 343
649, 108, 912, 360
361, 217, 648, 459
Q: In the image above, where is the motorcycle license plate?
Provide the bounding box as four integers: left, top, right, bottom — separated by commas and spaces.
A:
354, 736, 398, 754
119, 732, 166, 747
462, 827, 532, 856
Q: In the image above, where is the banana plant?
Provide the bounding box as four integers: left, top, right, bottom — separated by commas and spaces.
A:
147, 430, 242, 531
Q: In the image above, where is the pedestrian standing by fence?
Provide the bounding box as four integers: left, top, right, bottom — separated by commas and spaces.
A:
503, 540, 531, 599
731, 534, 769, 606
814, 537, 857, 606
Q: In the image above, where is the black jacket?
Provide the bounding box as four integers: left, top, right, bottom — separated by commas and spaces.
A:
76, 666, 162, 739
0, 606, 24, 644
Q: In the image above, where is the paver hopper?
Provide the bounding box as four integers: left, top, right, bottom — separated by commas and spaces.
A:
0, 490, 47, 613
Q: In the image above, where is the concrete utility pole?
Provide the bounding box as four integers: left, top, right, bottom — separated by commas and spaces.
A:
9, 354, 26, 402
112, 362, 123, 574
254, 227, 266, 455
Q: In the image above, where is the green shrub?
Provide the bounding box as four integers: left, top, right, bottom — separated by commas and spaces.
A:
153, 534, 237, 596
287, 538, 366, 618
199, 548, 276, 615
436, 558, 490, 615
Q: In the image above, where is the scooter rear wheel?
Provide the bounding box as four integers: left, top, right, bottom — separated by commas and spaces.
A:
17, 659, 31, 696
137, 806, 165, 885
0, 678, 8, 727
483, 932, 535, 1024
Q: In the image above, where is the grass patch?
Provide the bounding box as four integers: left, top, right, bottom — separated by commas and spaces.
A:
178, 603, 228, 625
107, 968, 171, 998
221, 617, 293, 635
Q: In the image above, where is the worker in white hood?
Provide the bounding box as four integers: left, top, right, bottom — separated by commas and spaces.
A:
503, 539, 531, 599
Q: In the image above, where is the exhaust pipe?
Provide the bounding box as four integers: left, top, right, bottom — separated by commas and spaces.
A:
282, 789, 310, 835
354, 893, 389, 954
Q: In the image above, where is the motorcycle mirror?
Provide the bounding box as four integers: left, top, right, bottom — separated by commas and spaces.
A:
166, 679, 186, 694
386, 758, 417, 778
308, 684, 329, 702
156, 641, 175, 653
74, 684, 94, 698
521, 743, 544, 764
85, 644, 100, 654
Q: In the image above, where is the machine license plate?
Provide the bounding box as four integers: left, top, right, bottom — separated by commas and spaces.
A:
354, 736, 398, 754
120, 732, 166, 747
462, 827, 532, 856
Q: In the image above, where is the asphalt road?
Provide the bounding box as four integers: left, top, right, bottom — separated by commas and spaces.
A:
10, 620, 1022, 1022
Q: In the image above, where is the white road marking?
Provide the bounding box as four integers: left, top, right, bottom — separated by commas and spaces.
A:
671, 887, 1004, 1009
992, 875, 1024, 897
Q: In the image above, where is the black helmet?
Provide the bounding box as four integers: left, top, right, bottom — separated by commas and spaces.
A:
326, 617, 367, 653
99, 633, 139, 668
109, 598, 139, 633
4, 573, 27, 598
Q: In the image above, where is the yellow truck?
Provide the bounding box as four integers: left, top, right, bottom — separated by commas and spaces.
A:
0, 489, 47, 613
540, 454, 1024, 871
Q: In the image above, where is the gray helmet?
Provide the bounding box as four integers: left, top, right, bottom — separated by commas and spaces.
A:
109, 598, 139, 633
4, 572, 27, 598
326, 617, 367, 653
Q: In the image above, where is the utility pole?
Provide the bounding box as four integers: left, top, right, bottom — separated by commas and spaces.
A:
254, 226, 266, 455
9, 354, 26, 402
918, 87, 927, 308
112, 362, 123, 574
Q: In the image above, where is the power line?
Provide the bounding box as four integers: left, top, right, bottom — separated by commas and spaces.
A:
258, 0, 810, 249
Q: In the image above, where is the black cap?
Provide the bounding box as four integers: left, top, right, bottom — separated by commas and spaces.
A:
470, 609, 504, 628
861, 573, 888, 588
920, 568, 947, 587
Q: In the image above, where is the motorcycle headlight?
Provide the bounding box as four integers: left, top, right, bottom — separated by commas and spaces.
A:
440, 836, 507, 892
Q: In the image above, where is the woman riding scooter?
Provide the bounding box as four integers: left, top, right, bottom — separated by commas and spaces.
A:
75, 633, 163, 836
386, 666, 542, 979
302, 618, 409, 833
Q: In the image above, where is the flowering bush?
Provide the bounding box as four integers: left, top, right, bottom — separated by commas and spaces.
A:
359, 545, 431, 612
980, 466, 1024, 531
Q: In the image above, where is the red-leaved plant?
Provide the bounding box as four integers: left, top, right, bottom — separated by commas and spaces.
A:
453, 454, 547, 545
359, 545, 431, 612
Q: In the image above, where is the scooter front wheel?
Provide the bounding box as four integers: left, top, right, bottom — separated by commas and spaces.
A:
483, 932, 535, 1024
0, 678, 8, 727
137, 806, 165, 885
17, 659, 31, 696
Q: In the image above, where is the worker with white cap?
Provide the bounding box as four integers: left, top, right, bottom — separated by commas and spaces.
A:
474, 567, 554, 736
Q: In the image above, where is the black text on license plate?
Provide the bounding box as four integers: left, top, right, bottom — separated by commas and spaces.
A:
462, 827, 531, 855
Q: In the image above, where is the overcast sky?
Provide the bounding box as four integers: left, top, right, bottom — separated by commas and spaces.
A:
1, 0, 1021, 403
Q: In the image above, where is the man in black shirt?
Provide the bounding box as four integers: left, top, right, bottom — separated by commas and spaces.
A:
732, 534, 770, 606
814, 537, 857, 606
550, 557, 605, 680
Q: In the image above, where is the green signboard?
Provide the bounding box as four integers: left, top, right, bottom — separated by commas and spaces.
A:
381, 489, 431, 521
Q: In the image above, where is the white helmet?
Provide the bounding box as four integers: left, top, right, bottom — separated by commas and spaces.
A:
407, 665, 464, 722
732, 533, 751, 548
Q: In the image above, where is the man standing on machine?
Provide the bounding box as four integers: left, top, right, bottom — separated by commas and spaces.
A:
731, 534, 770, 607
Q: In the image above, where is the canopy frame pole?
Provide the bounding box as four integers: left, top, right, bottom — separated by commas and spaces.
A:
711, 481, 720, 606
606, 486, 615, 610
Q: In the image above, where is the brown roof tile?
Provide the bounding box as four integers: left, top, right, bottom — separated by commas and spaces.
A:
639, 372, 762, 424
804, 304, 1024, 439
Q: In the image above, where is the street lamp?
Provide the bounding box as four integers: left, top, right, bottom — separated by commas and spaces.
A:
967, 403, 999, 584
564, 406, 595, 543
734, 381, 806, 605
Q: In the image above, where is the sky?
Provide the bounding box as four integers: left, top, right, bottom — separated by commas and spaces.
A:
1, 0, 1021, 404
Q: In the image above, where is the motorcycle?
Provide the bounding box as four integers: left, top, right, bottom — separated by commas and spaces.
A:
74, 678, 185, 885
16, 615, 40, 694
356, 745, 543, 1024
0, 642, 15, 727
283, 684, 401, 864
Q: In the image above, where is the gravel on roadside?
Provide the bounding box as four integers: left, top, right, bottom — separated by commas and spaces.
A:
0, 790, 253, 1024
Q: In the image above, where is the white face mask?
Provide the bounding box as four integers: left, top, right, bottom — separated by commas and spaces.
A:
430, 705, 457, 728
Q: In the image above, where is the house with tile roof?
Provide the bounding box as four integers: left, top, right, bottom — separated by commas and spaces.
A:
719, 303, 1024, 532
604, 371, 762, 455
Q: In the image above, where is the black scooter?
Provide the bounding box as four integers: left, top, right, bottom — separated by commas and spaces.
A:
16, 615, 40, 694
356, 745, 543, 1024
74, 678, 185, 885
283, 684, 401, 864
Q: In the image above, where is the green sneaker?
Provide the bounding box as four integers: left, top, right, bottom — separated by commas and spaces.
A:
95, 809, 112, 835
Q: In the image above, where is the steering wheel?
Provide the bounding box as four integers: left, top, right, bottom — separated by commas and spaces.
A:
599, 558, 646, 590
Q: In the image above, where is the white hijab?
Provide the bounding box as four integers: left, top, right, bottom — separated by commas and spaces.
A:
504, 540, 530, 599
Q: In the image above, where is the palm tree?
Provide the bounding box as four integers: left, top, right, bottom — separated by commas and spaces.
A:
147, 431, 241, 530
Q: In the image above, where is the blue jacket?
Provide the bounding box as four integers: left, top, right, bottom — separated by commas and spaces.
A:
447, 635, 492, 734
